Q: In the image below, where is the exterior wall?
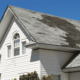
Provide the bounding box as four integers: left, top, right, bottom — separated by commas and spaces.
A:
0, 17, 40, 80
63, 73, 69, 80
39, 49, 73, 80
69, 72, 80, 80
0, 15, 76, 80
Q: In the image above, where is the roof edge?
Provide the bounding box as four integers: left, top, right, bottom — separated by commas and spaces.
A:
8, 5, 37, 42
0, 5, 9, 23
63, 66, 80, 72
25, 42, 80, 52
62, 51, 80, 69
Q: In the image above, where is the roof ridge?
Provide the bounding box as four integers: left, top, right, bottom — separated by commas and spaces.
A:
7, 5, 80, 49
8, 5, 80, 22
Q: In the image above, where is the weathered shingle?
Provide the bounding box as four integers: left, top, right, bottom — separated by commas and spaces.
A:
9, 5, 80, 49
66, 54, 80, 68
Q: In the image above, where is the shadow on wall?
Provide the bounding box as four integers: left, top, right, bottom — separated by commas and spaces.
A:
30, 49, 39, 62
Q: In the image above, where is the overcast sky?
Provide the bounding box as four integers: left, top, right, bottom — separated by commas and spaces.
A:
0, 0, 80, 21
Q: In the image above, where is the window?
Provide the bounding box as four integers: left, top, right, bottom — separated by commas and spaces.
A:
0, 55, 1, 63
7, 33, 27, 58
13, 33, 20, 56
7, 45, 11, 58
51, 74, 60, 80
22, 41, 26, 54
0, 74, 1, 80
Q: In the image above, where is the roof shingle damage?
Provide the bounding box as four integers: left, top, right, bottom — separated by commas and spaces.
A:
9, 6, 80, 49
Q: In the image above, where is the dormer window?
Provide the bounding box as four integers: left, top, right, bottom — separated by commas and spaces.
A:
13, 33, 20, 56
7, 32, 27, 58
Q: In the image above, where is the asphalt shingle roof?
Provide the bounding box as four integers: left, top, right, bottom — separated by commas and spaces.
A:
66, 53, 80, 68
9, 6, 80, 49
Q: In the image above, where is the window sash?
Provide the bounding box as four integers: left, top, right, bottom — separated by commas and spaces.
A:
22, 42, 26, 54
14, 39, 20, 48
8, 46, 11, 58
14, 48, 20, 56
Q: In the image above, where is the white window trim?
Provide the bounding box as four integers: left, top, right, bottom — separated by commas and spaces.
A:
7, 45, 11, 58
6, 40, 28, 60
12, 32, 21, 56
49, 71, 63, 80
5, 43, 12, 59
6, 31, 29, 59
13, 34, 20, 56
21, 38, 28, 56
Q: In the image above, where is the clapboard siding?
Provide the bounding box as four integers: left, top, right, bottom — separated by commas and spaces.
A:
57, 52, 73, 67
0, 17, 40, 80
69, 72, 80, 80
63, 73, 69, 80
39, 49, 72, 80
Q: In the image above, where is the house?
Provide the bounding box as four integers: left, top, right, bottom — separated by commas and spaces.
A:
0, 5, 80, 80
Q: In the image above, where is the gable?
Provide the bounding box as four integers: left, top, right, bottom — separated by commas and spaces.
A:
1, 5, 80, 50
8, 6, 80, 49
1, 17, 31, 48
0, 6, 13, 42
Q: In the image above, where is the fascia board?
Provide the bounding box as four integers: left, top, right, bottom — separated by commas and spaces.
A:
25, 43, 80, 52
63, 67, 80, 72
0, 7, 13, 43
8, 6, 36, 42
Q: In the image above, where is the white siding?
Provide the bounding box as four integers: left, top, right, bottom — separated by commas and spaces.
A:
39, 49, 72, 80
69, 72, 80, 80
63, 73, 69, 80
0, 17, 40, 80
57, 51, 73, 67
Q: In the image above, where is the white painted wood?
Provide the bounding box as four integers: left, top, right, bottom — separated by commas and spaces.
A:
69, 72, 80, 80
0, 11, 74, 80
0, 17, 40, 80
39, 49, 73, 80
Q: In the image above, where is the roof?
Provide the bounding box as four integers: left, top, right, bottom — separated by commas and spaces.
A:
9, 5, 80, 49
66, 53, 80, 68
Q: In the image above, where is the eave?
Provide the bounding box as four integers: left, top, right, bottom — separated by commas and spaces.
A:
25, 41, 80, 52
63, 67, 80, 73
0, 6, 13, 43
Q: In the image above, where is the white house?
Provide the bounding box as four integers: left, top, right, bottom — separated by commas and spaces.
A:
0, 5, 80, 80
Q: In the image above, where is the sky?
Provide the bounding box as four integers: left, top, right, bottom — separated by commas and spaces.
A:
0, 0, 80, 21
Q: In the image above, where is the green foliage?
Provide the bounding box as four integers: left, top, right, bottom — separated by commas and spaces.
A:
14, 78, 17, 80
19, 71, 39, 80
41, 75, 52, 80
19, 71, 52, 80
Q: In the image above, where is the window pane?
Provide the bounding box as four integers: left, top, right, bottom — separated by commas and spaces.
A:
22, 42, 26, 54
14, 33, 20, 39
8, 46, 11, 58
14, 39, 20, 48
14, 49, 20, 56
0, 55, 1, 63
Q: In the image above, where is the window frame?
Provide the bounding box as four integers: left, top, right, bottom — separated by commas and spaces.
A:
49, 72, 63, 80
6, 32, 28, 59
13, 33, 20, 56
22, 41, 26, 54
7, 45, 11, 58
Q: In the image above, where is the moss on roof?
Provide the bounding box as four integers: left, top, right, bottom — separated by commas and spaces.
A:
9, 5, 80, 49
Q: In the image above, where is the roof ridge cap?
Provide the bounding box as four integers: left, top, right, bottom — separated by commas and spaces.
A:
8, 5, 80, 22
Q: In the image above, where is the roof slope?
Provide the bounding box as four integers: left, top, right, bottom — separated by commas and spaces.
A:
9, 6, 80, 49
66, 53, 80, 68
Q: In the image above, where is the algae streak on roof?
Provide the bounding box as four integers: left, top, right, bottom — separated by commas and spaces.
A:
9, 6, 80, 49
